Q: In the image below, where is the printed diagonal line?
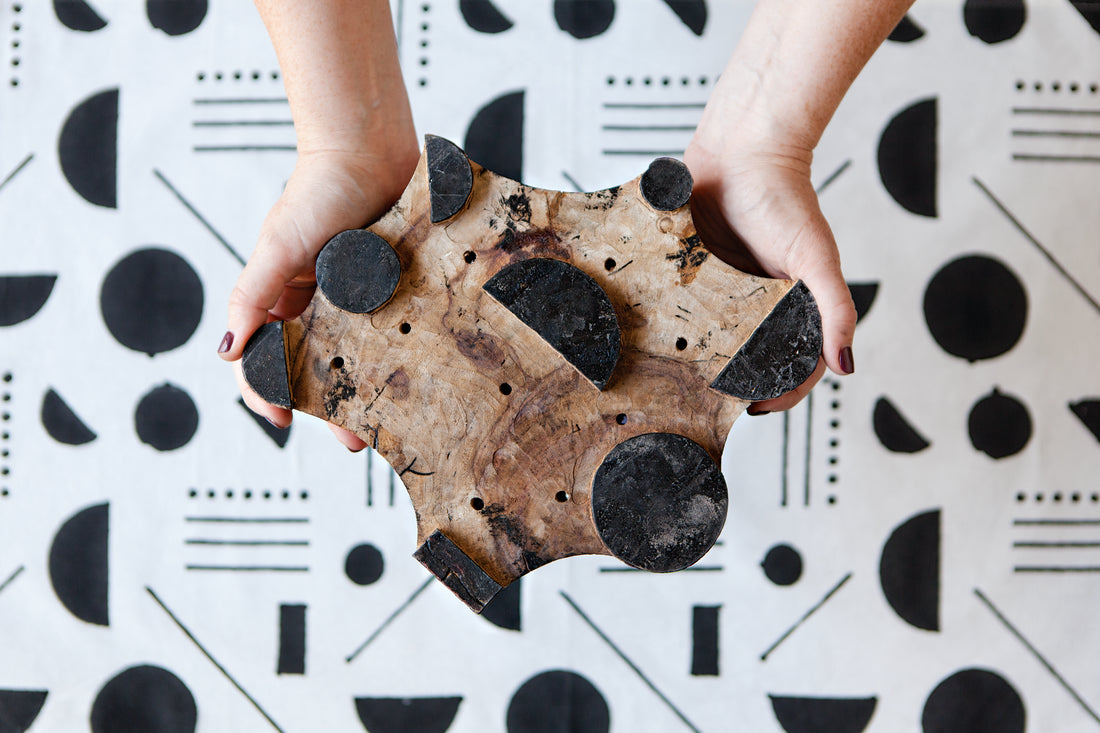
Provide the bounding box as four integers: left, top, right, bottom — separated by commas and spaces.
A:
561, 170, 585, 193
975, 587, 1100, 725
0, 565, 25, 596
761, 572, 852, 661
973, 176, 1100, 315
153, 169, 246, 266
147, 586, 287, 733
346, 576, 433, 663
0, 153, 33, 195
561, 591, 702, 733
815, 159, 852, 195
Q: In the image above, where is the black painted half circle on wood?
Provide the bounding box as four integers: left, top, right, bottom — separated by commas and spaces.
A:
0, 275, 57, 327
91, 665, 197, 733
146, 0, 208, 36
54, 0, 107, 31
354, 696, 463, 733
873, 397, 930, 453
59, 88, 118, 208
964, 0, 1026, 43
316, 229, 401, 313
242, 321, 291, 409
710, 281, 822, 401
770, 695, 878, 733
640, 157, 693, 211
888, 14, 925, 42
459, 0, 514, 33
0, 689, 48, 733
48, 502, 109, 626
1070, 399, 1100, 442
426, 136, 473, 223
879, 509, 940, 632
484, 258, 621, 390
41, 388, 97, 445
465, 91, 524, 182
592, 433, 727, 573
877, 97, 936, 217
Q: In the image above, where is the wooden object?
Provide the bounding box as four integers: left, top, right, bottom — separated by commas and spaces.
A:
242, 136, 821, 612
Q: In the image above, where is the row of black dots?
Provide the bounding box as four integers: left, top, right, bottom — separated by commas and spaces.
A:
9, 3, 22, 89
1, 371, 10, 498
1015, 491, 1100, 504
1015, 80, 1099, 94
196, 69, 280, 82
825, 380, 840, 506
606, 75, 711, 88
188, 487, 310, 501
417, 2, 430, 87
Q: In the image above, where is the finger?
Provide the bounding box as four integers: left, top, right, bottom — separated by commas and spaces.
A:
233, 361, 293, 428
329, 423, 368, 452
786, 220, 857, 377
747, 357, 826, 415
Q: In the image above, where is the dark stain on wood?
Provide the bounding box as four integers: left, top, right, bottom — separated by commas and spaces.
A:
666, 233, 709, 285
385, 368, 410, 400
583, 186, 620, 211
454, 328, 505, 370
323, 367, 357, 420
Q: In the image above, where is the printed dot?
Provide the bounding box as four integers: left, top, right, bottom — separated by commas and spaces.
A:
282, 490, 290, 500
418, 79, 427, 87
233, 71, 241, 80
189, 489, 197, 498
1, 468, 8, 476
1, 449, 8, 457
1091, 83, 1098, 93
762, 544, 804, 585
828, 456, 838, 465
1034, 81, 1042, 91
1, 489, 8, 497
214, 72, 222, 80
1072, 493, 1081, 502
421, 22, 429, 31
831, 382, 841, 391
831, 401, 840, 409
681, 77, 690, 85
1093, 494, 1099, 503
264, 491, 272, 500
2, 394, 9, 401
419, 58, 428, 66
1052, 81, 1061, 91
13, 4, 21, 12
12, 23, 19, 31
1, 432, 7, 440
661, 77, 670, 86
827, 495, 837, 505
827, 474, 838, 483
300, 490, 308, 500
196, 72, 205, 81
251, 71, 261, 80
643, 77, 652, 85
420, 39, 428, 48
1016, 493, 1026, 502
606, 76, 615, 85
624, 77, 633, 86
830, 420, 840, 429
4, 374, 12, 383
1035, 493, 1044, 502
244, 490, 253, 499
225, 490, 234, 499
10, 58, 19, 67
10, 79, 18, 88
1070, 82, 1080, 92
11, 39, 17, 48
1015, 80, 1024, 90
2, 413, 9, 421
921, 668, 1024, 733
345, 543, 384, 585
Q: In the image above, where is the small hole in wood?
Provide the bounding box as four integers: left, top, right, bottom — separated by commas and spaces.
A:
604, 257, 616, 271
675, 337, 688, 351
555, 491, 569, 503
470, 497, 485, 511
330, 356, 344, 369
399, 322, 411, 334
464, 250, 477, 264
499, 383, 512, 395
615, 413, 627, 425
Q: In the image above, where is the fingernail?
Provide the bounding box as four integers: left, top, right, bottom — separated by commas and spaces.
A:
839, 346, 855, 375
217, 331, 234, 354
265, 417, 285, 430
747, 407, 771, 416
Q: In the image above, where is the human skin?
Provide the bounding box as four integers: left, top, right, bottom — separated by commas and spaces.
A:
219, 0, 915, 448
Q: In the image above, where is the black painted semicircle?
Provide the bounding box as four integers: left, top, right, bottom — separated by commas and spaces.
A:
41, 388, 97, 445
921, 668, 1025, 733
770, 695, 878, 733
554, 0, 615, 39
0, 275, 57, 327
354, 697, 462, 733
1069, 0, 1100, 34
879, 509, 940, 632
0, 689, 48, 732
877, 97, 936, 218
848, 282, 878, 324
135, 383, 199, 451
873, 397, 931, 454
48, 502, 109, 626
465, 90, 524, 182
481, 576, 521, 631
54, 0, 108, 31
888, 14, 925, 42
59, 88, 118, 209
661, 0, 707, 36
146, 0, 208, 36
964, 0, 1026, 44
968, 388, 1031, 459
459, 0, 514, 33
91, 665, 197, 733
507, 670, 609, 733
484, 258, 621, 390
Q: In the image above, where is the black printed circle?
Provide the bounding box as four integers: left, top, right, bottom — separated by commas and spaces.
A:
101, 248, 204, 356
91, 664, 197, 733
507, 670, 610, 733
345, 543, 384, 586
923, 255, 1026, 362
968, 388, 1032, 459
135, 383, 199, 451
922, 668, 1024, 733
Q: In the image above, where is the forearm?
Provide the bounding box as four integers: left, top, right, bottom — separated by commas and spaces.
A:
254, 0, 415, 155
696, 0, 915, 157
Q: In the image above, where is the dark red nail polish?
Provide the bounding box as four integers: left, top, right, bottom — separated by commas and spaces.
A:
747, 406, 771, 416
217, 331, 234, 354
839, 346, 855, 375
265, 417, 284, 430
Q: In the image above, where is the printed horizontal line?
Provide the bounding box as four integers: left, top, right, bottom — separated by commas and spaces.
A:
185, 539, 310, 546
601, 124, 697, 131
1015, 566, 1100, 573
1012, 107, 1100, 116
193, 120, 295, 127
185, 516, 310, 524
599, 566, 723, 573
1012, 154, 1100, 163
603, 102, 706, 110
602, 149, 684, 157
186, 565, 310, 572
193, 97, 289, 105
1011, 129, 1100, 138
1014, 541, 1100, 548
193, 145, 297, 152
1014, 519, 1100, 526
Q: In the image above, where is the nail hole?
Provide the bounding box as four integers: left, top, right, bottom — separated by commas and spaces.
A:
555, 490, 570, 503
464, 250, 477, 264
330, 356, 344, 369
499, 383, 512, 395
470, 497, 485, 511
399, 322, 411, 334
675, 337, 687, 351
604, 257, 616, 271
615, 413, 627, 425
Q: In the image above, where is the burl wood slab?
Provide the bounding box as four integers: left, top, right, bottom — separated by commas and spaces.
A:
243, 136, 821, 612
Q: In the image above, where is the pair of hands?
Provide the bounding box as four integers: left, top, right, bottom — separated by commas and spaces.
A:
217, 130, 857, 449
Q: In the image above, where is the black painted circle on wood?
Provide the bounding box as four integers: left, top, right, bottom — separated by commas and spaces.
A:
922, 668, 1025, 733
506, 670, 609, 733
968, 388, 1032, 459
100, 248, 204, 356
762, 543, 803, 586
91, 665, 197, 733
640, 157, 693, 211
923, 255, 1026, 362
135, 383, 198, 451
426, 135, 474, 222
345, 543, 384, 586
315, 229, 401, 314
592, 432, 727, 572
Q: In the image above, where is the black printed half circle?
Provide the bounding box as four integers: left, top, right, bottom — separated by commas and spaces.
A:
459, 0, 514, 33
354, 697, 462, 733
0, 689, 48, 733
879, 509, 940, 632
873, 397, 931, 453
42, 388, 97, 445
54, 0, 108, 31
59, 88, 118, 208
0, 274, 57, 327
770, 695, 878, 733
877, 97, 936, 218
484, 258, 621, 390
465, 90, 524, 182
48, 502, 109, 626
